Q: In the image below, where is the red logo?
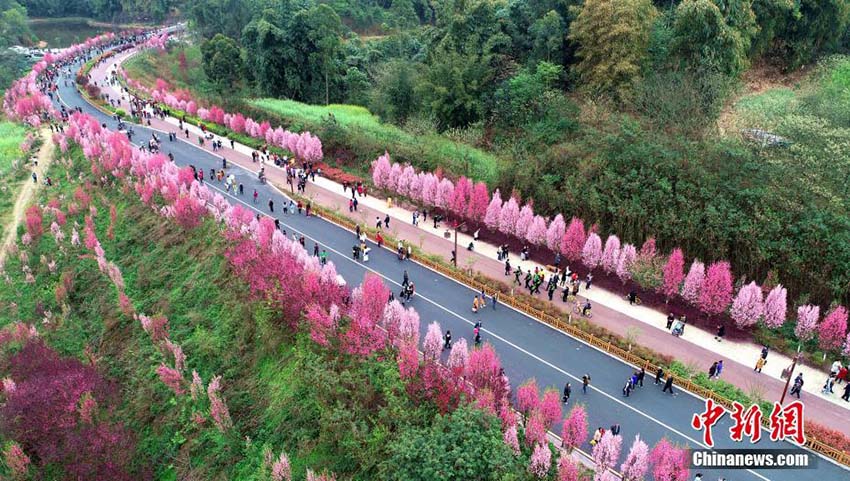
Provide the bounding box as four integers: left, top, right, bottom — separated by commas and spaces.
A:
692, 400, 805, 446
691, 399, 726, 447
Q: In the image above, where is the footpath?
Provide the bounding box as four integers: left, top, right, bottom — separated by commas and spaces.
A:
91, 48, 850, 436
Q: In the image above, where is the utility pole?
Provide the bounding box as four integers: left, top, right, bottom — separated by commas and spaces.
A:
779, 354, 799, 404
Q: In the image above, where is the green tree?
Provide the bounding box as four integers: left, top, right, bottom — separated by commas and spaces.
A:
568, 0, 658, 98
187, 0, 255, 40
307, 4, 343, 105
370, 60, 422, 123
530, 10, 565, 62
669, 0, 756, 76
417, 49, 494, 129
382, 405, 520, 481
0, 0, 32, 48
777, 0, 850, 69
200, 33, 243, 91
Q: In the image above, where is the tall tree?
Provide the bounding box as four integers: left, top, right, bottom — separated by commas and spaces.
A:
568, 0, 658, 98
200, 34, 243, 91
669, 0, 756, 76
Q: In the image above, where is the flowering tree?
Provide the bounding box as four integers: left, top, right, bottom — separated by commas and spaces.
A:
517, 379, 540, 415
616, 244, 637, 282
504, 425, 520, 455
818, 306, 848, 353
620, 435, 649, 481
546, 214, 566, 252
539, 388, 562, 427
795, 305, 819, 343
649, 438, 689, 481
207, 375, 232, 432
447, 338, 469, 373
468, 182, 490, 222
843, 332, 850, 357
600, 235, 621, 273
524, 411, 547, 446
484, 190, 503, 230
528, 443, 552, 478
423, 321, 443, 361
661, 248, 685, 299
763, 285, 787, 328
515, 204, 535, 239
561, 217, 587, 261
3, 442, 30, 478
450, 176, 472, 216
387, 163, 403, 191
465, 344, 508, 406
680, 260, 705, 304
371, 152, 392, 189
344, 274, 389, 356
557, 455, 579, 481
157, 364, 184, 395
271, 451, 292, 481
592, 431, 622, 479
526, 216, 548, 246
730, 281, 764, 328
582, 233, 603, 269
560, 404, 587, 452
699, 261, 734, 315
499, 197, 520, 236
420, 173, 438, 205
435, 178, 455, 210
397, 165, 415, 197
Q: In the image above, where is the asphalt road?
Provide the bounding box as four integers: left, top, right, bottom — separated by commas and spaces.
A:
51, 52, 847, 481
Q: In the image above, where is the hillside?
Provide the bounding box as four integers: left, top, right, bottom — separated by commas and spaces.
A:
0, 142, 533, 480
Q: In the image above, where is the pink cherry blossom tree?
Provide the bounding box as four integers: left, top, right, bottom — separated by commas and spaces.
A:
730, 281, 764, 329
600, 234, 621, 273
661, 248, 685, 300
420, 173, 438, 205
504, 425, 520, 455
468, 182, 490, 222
435, 178, 455, 210
546, 214, 566, 252
763, 285, 787, 328
620, 435, 649, 481
387, 163, 403, 191
484, 190, 503, 230
343, 274, 389, 357
528, 443, 552, 478
514, 204, 535, 239
517, 378, 541, 415
423, 321, 443, 361
795, 305, 819, 343
843, 332, 850, 357
818, 306, 848, 353
616, 244, 637, 283
582, 233, 603, 269
539, 388, 562, 427
649, 438, 689, 481
526, 216, 548, 246
524, 411, 547, 446
271, 451, 292, 481
680, 260, 705, 304
371, 152, 392, 189
447, 338, 469, 373
557, 455, 579, 481
560, 404, 587, 452
561, 217, 587, 261
592, 431, 622, 479
397, 165, 416, 197
699, 261, 734, 316
450, 176, 472, 218
499, 197, 520, 236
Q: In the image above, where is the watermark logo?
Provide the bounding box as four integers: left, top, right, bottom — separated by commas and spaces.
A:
691, 399, 806, 447
691, 449, 815, 469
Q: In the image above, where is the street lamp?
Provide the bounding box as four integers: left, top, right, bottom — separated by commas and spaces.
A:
453, 221, 466, 267
779, 353, 800, 404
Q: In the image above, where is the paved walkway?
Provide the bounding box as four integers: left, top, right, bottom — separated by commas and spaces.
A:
95, 48, 850, 435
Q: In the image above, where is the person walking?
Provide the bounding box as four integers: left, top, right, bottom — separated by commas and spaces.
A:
253, 189, 258, 204
562, 382, 572, 403
585, 273, 593, 289
384, 214, 390, 229
842, 382, 850, 402
582, 374, 591, 394
491, 291, 498, 310
402, 270, 409, 288
313, 243, 319, 257
623, 378, 633, 397
789, 373, 804, 398
716, 360, 724, 379
443, 330, 452, 350
714, 324, 725, 342
666, 313, 675, 330
268, 199, 274, 212
822, 375, 836, 395
663, 375, 674, 394
514, 266, 522, 285
504, 259, 511, 276
637, 367, 645, 387
755, 357, 766, 373
655, 367, 664, 385
376, 216, 382, 230
708, 362, 718, 380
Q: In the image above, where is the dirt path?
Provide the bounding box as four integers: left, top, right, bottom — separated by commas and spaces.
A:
0, 128, 54, 266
